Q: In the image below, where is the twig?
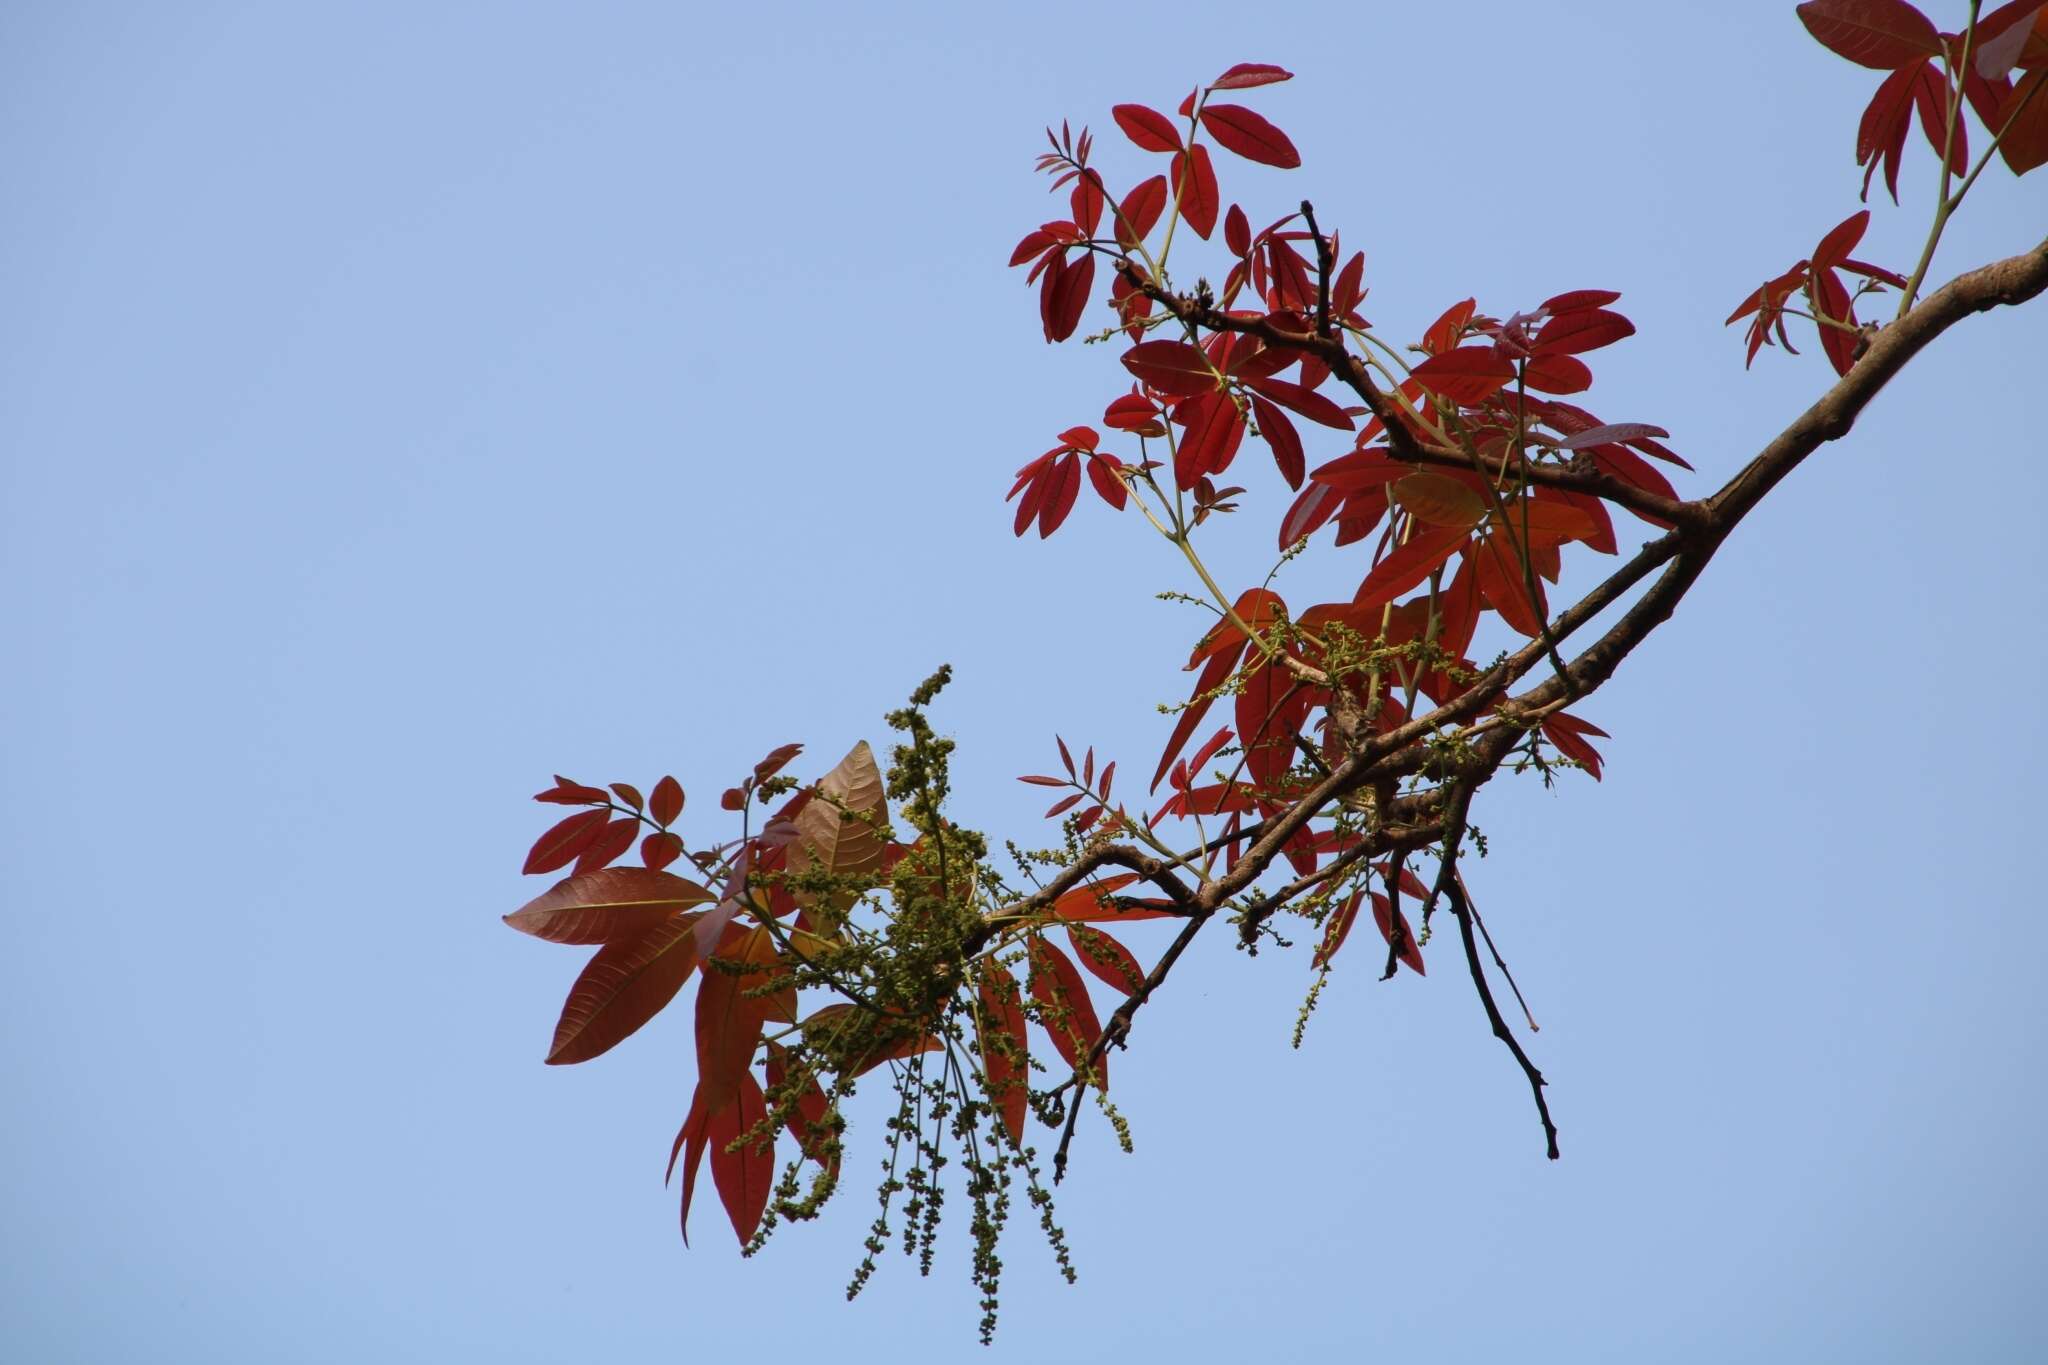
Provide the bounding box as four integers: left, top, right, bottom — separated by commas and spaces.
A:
1444, 872, 1558, 1160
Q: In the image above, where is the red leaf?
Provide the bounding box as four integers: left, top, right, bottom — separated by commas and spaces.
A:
1410, 347, 1515, 404
1212, 62, 1294, 90
1172, 144, 1219, 238
1116, 175, 1169, 249
1313, 890, 1362, 968
707, 1069, 773, 1246
695, 925, 776, 1102
1070, 168, 1105, 236
1277, 480, 1337, 546
1066, 924, 1146, 995
534, 777, 609, 805
1541, 288, 1621, 313
1796, 0, 1942, 69
1522, 353, 1592, 395
1086, 452, 1128, 509
1225, 203, 1252, 256
765, 1046, 836, 1169
1122, 340, 1217, 397
1037, 453, 1082, 536
1007, 228, 1055, 268
1044, 252, 1094, 343
1152, 652, 1238, 793
1352, 522, 1471, 609
1250, 395, 1305, 489
1028, 938, 1107, 1089
1473, 534, 1550, 639
544, 909, 706, 1064
1422, 298, 1477, 355
1200, 104, 1302, 168
523, 808, 611, 875
1051, 872, 1158, 922
752, 743, 803, 784
1532, 309, 1635, 356
1236, 657, 1310, 788
1175, 393, 1246, 488
1812, 209, 1871, 269
1104, 391, 1166, 435
1112, 102, 1182, 152
506, 867, 716, 944
641, 831, 684, 871
572, 816, 641, 875
610, 782, 644, 811
650, 775, 684, 827
1371, 894, 1425, 975
1245, 375, 1352, 430
975, 967, 1030, 1144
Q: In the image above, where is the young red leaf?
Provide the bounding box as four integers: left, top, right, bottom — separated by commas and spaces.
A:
1174, 392, 1246, 488
1037, 453, 1082, 536
1151, 649, 1239, 793
1112, 102, 1182, 152
1009, 227, 1056, 268
1211, 62, 1294, 90
1224, 203, 1252, 257
1236, 656, 1310, 788
1028, 937, 1107, 1089
1250, 395, 1305, 489
523, 808, 611, 875
506, 867, 716, 944
1116, 174, 1169, 249
544, 910, 706, 1065
1070, 168, 1105, 236
1812, 209, 1871, 269
1277, 481, 1338, 546
650, 775, 684, 827
1352, 521, 1472, 609
1473, 533, 1550, 638
1066, 924, 1145, 995
1796, 0, 1942, 69
610, 782, 644, 811
535, 775, 610, 806
1523, 354, 1593, 395
1122, 339, 1217, 396
1044, 252, 1094, 343
1409, 347, 1515, 404
572, 816, 641, 876
1532, 308, 1636, 356
1172, 144, 1219, 238
1245, 375, 1352, 430
1104, 391, 1166, 435
1199, 104, 1302, 168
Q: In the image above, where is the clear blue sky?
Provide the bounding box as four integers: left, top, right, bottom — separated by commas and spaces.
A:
4, 2, 2043, 1360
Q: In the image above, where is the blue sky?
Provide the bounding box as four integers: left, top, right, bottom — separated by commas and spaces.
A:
4, 2, 2044, 1360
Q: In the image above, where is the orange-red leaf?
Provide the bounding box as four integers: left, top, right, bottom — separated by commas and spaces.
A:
1352, 521, 1471, 609
572, 816, 640, 875
975, 966, 1030, 1144
1066, 924, 1145, 995
1028, 938, 1107, 1089
650, 776, 684, 827
506, 867, 715, 944
523, 808, 610, 875
544, 909, 705, 1065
